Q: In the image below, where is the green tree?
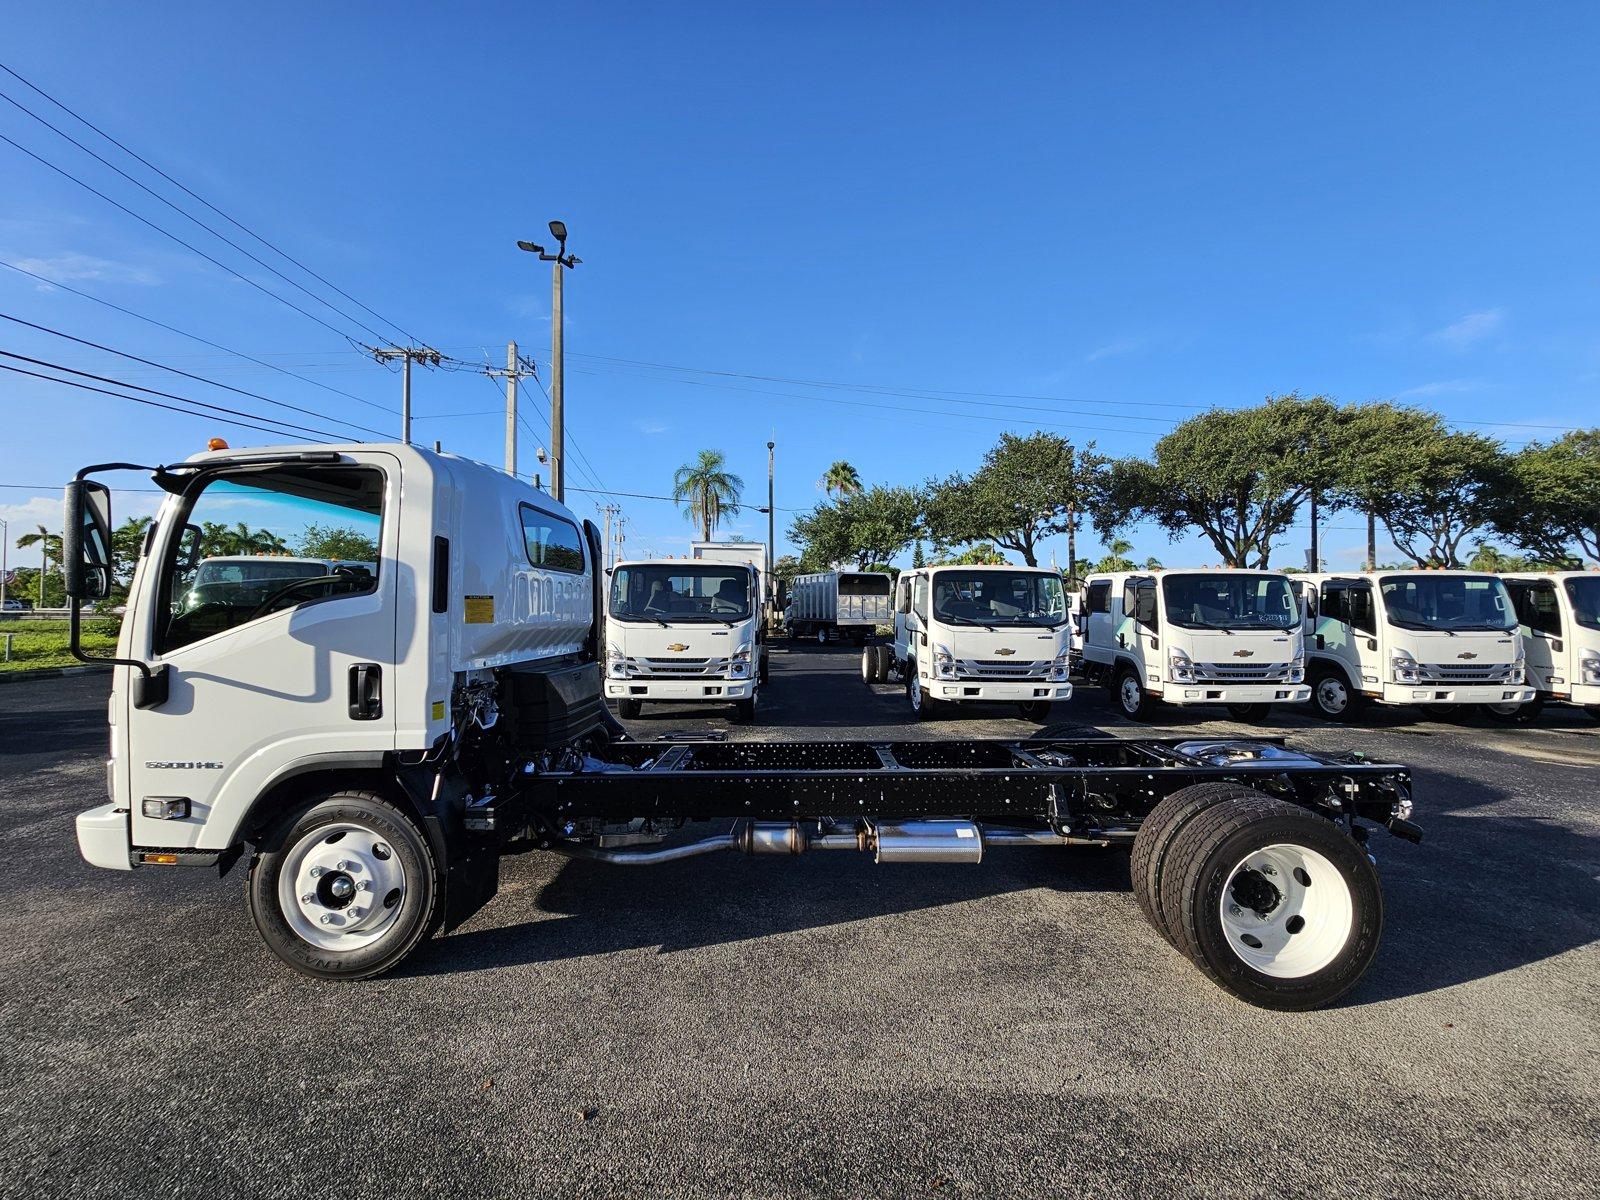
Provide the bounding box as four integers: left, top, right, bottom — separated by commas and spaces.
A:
14, 524, 62, 607
1336, 406, 1507, 567
1091, 538, 1136, 572
820, 461, 863, 499
673, 450, 745, 542
789, 486, 921, 571
911, 539, 926, 569
923, 432, 1110, 570
298, 524, 380, 562
934, 542, 1009, 565
1487, 430, 1600, 564
1114, 393, 1351, 568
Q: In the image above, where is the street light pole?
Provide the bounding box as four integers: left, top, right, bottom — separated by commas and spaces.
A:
766, 441, 775, 603
517, 222, 581, 504
1, 517, 8, 610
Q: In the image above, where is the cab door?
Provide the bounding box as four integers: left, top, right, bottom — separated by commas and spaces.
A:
124, 457, 399, 850
892, 574, 913, 663
1317, 582, 1377, 690
1510, 580, 1563, 696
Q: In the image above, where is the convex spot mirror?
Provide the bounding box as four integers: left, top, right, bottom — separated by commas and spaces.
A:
62, 480, 112, 601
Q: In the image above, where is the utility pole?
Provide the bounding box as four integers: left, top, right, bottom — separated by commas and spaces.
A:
1307, 490, 1320, 572
371, 345, 442, 443
598, 503, 623, 571
765, 441, 776, 604
484, 342, 538, 476
516, 222, 581, 503
0, 517, 8, 611
1366, 511, 1377, 571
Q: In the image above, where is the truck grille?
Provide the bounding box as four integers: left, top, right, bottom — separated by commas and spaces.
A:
955, 659, 1050, 680
1195, 662, 1295, 683
636, 656, 728, 678
1419, 662, 1514, 684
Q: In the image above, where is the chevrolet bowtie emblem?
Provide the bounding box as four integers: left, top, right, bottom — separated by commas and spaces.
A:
1458, 651, 1479, 660
666, 643, 688, 652
1232, 649, 1255, 658
994, 647, 1016, 656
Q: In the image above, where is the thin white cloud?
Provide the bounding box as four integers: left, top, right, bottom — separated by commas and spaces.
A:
1427, 308, 1505, 349
9, 252, 161, 287
1085, 336, 1143, 363
632, 418, 669, 436
1394, 379, 1484, 399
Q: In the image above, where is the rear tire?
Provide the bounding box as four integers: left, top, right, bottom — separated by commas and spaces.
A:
759, 651, 770, 685
248, 789, 439, 981
1160, 793, 1383, 1010
1482, 697, 1542, 724
1225, 703, 1270, 723
1586, 705, 1600, 725
1111, 666, 1152, 721
873, 644, 891, 682
1308, 666, 1361, 722
1017, 700, 1053, 724
816, 628, 828, 646
1131, 782, 1251, 946
1419, 703, 1460, 720
860, 645, 877, 685
618, 698, 642, 719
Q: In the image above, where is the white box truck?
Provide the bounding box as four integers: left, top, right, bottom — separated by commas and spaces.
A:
605, 557, 765, 721
873, 564, 1073, 722
1491, 571, 1600, 724
788, 570, 893, 645
1079, 569, 1310, 722
60, 440, 1427, 1009
1294, 571, 1533, 719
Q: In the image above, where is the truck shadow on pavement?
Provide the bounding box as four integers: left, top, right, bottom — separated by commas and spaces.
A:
400, 841, 1133, 979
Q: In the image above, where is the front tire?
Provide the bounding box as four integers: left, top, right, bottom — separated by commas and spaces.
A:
907, 666, 941, 720
1017, 700, 1053, 724
816, 628, 828, 646
248, 790, 439, 981
1308, 667, 1361, 722
1226, 703, 1270, 723
618, 698, 642, 719
1161, 793, 1383, 1010
1482, 697, 1542, 724
1111, 666, 1152, 721
733, 694, 758, 723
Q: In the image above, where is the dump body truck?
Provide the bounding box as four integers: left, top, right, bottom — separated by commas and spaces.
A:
605, 557, 765, 721
788, 570, 893, 644
64, 442, 1420, 1010
1294, 571, 1533, 719
1491, 571, 1600, 724
1079, 569, 1310, 722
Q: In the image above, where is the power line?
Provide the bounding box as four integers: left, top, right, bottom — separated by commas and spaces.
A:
0, 259, 393, 412
0, 59, 420, 345
0, 129, 367, 346
0, 311, 390, 438
0, 359, 342, 442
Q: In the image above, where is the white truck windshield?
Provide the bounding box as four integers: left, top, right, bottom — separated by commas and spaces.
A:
931, 571, 1066, 627
1379, 575, 1515, 632
611, 565, 751, 623
1563, 576, 1600, 631
1161, 574, 1297, 631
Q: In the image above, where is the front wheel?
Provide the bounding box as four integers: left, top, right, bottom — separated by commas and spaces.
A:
860, 645, 877, 685
816, 628, 828, 646
617, 698, 642, 719
1226, 703, 1270, 723
1586, 706, 1600, 725
1481, 697, 1542, 724
907, 667, 941, 720
758, 651, 770, 684
1111, 666, 1152, 721
1161, 793, 1383, 1010
733, 695, 758, 723
1308, 668, 1361, 722
1017, 700, 1053, 724
248, 790, 439, 981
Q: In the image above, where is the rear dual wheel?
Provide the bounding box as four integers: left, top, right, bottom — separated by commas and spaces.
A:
1130, 784, 1382, 1010
860, 643, 890, 685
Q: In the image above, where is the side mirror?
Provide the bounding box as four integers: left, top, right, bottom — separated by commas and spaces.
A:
178, 524, 203, 574
62, 480, 113, 601
1134, 589, 1158, 627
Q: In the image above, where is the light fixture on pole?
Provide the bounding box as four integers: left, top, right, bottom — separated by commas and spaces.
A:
516, 222, 581, 504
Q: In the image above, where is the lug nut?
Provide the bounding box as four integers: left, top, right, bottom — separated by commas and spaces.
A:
301, 893, 315, 904
358, 880, 373, 892
1228, 904, 1242, 916
319, 914, 336, 925
310, 866, 326, 877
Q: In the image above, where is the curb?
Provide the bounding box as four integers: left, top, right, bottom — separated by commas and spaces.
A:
0, 664, 112, 684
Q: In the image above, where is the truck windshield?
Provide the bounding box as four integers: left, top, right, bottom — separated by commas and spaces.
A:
611, 565, 751, 623
931, 571, 1066, 627
1161, 574, 1298, 630
1378, 575, 1515, 632
1564, 576, 1600, 630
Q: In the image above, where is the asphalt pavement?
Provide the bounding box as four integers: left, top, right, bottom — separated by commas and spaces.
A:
1, 642, 1596, 1199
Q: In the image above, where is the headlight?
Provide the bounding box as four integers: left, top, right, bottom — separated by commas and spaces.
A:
1391, 649, 1419, 685
934, 644, 956, 679
1049, 652, 1070, 682
730, 644, 752, 678
1286, 661, 1305, 684
1508, 664, 1525, 684
1581, 653, 1600, 686
1169, 650, 1194, 683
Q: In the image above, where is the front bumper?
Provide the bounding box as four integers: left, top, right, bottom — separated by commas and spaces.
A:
1378, 682, 1536, 706
606, 678, 755, 701
77, 803, 133, 871
1162, 683, 1311, 705
933, 680, 1073, 702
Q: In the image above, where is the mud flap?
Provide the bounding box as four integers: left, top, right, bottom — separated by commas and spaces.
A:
393, 760, 500, 933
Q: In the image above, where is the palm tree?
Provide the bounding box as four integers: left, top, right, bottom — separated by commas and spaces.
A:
820, 461, 862, 499
673, 450, 744, 542
16, 524, 61, 607
1093, 538, 1136, 573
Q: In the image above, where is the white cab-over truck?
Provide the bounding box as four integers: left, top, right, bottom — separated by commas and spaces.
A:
1294, 571, 1533, 720
788, 570, 893, 644
605, 557, 765, 721
1079, 570, 1310, 722
1490, 571, 1600, 724
63, 441, 1425, 1009
867, 565, 1072, 722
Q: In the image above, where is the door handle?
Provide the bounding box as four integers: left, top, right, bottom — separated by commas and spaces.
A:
348, 663, 382, 721
1315, 633, 1325, 650
1117, 633, 1126, 649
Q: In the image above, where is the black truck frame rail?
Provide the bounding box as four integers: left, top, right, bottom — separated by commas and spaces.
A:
465, 735, 1419, 849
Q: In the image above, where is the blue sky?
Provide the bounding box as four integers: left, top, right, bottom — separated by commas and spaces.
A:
2, 2, 1598, 571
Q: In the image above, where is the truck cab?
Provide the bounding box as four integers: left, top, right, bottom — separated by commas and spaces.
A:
1492, 571, 1600, 723
605, 558, 764, 721
1296, 570, 1533, 719
889, 564, 1072, 722
1079, 569, 1310, 722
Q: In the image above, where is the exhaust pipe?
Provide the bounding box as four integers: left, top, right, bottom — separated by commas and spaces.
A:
558, 820, 1065, 866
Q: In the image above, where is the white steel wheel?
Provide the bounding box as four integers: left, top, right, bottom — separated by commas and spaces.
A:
278, 821, 409, 953
861, 645, 876, 684
816, 628, 828, 645
1312, 673, 1351, 718
1219, 843, 1354, 979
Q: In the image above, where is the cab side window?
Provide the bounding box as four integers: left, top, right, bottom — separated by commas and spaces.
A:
1086, 581, 1110, 614
1349, 586, 1376, 635
519, 505, 585, 573
1521, 584, 1562, 637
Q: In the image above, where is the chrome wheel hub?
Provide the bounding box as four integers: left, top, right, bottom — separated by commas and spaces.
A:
279, 821, 407, 952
